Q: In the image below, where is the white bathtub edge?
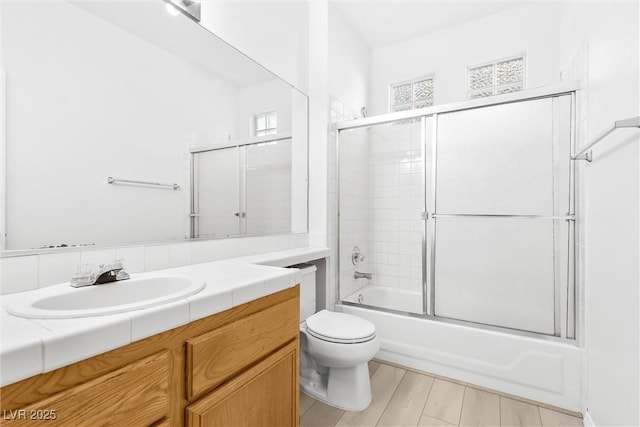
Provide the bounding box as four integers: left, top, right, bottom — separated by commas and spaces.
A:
338, 304, 583, 413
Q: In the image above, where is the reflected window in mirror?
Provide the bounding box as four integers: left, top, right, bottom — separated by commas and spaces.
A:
254, 111, 278, 137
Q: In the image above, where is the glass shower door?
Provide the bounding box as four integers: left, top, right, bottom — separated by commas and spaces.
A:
192, 146, 242, 238
431, 96, 573, 335
244, 138, 292, 235
338, 119, 426, 314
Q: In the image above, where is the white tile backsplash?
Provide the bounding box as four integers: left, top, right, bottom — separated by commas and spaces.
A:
191, 241, 212, 264
1, 256, 39, 294
144, 245, 171, 271
80, 249, 117, 269
170, 243, 192, 267
115, 246, 145, 273
38, 252, 80, 288
1, 234, 308, 295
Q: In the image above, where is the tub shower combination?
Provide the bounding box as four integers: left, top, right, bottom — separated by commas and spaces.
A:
335, 84, 583, 410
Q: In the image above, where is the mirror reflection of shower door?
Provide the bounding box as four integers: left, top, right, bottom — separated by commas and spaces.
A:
432, 96, 572, 335
193, 146, 241, 238
192, 137, 294, 238
338, 119, 426, 315
245, 138, 292, 235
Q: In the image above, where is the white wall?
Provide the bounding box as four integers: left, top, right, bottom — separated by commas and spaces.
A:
2, 2, 238, 249
307, 0, 329, 250
368, 3, 561, 115
328, 4, 369, 116
558, 2, 640, 425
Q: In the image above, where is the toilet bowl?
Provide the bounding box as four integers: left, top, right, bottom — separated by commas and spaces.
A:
299, 309, 380, 411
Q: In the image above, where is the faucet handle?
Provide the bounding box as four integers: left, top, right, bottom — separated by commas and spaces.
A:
74, 263, 93, 278
71, 263, 95, 286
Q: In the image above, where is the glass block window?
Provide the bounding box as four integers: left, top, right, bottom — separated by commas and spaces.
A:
254, 111, 277, 137
468, 56, 525, 99
390, 76, 434, 112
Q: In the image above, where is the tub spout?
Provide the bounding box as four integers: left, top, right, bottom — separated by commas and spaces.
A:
354, 271, 372, 280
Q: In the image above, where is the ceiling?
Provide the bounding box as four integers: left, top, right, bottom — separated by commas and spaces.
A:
331, 1, 529, 49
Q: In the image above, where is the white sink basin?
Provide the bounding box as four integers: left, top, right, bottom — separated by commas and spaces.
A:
6, 274, 205, 319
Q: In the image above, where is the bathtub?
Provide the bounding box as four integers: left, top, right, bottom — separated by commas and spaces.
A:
344, 285, 423, 314
337, 298, 583, 412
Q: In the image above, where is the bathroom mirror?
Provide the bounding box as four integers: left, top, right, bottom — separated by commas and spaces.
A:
0, 0, 309, 251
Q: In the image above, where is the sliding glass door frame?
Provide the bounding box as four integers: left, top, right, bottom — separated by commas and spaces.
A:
336, 82, 579, 341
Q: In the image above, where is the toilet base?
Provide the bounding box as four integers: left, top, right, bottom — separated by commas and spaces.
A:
300, 361, 372, 412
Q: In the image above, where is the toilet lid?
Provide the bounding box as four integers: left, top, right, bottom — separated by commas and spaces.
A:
305, 310, 376, 344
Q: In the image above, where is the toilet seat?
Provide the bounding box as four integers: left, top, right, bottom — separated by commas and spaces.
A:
305, 310, 376, 344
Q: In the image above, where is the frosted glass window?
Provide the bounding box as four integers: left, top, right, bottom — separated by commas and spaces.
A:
254, 111, 277, 137
392, 84, 412, 106
468, 56, 524, 99
469, 65, 494, 90
390, 76, 434, 112
496, 58, 523, 85
414, 79, 433, 101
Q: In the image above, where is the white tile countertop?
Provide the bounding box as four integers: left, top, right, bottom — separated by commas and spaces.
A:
0, 247, 329, 387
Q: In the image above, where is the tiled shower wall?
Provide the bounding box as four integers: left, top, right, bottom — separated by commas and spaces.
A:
333, 99, 372, 301
367, 123, 423, 293
332, 103, 424, 304
328, 96, 362, 307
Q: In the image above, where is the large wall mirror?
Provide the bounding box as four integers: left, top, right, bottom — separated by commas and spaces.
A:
0, 0, 309, 252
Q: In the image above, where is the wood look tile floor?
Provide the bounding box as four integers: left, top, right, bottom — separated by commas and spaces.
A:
300, 361, 583, 427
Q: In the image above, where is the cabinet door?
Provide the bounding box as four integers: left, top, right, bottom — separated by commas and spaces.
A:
2, 352, 170, 427
186, 297, 299, 399
186, 341, 299, 427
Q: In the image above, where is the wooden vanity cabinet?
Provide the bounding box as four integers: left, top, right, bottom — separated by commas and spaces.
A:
0, 286, 300, 427
186, 342, 298, 427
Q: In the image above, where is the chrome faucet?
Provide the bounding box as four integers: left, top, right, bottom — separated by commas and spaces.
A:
354, 271, 372, 280
71, 260, 130, 287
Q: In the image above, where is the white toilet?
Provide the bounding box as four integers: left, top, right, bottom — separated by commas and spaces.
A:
297, 265, 380, 411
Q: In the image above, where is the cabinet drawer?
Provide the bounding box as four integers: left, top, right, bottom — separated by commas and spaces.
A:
2, 351, 170, 427
186, 341, 298, 427
186, 296, 299, 399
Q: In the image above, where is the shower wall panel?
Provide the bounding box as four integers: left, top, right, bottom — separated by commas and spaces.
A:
338, 129, 371, 299
367, 122, 423, 296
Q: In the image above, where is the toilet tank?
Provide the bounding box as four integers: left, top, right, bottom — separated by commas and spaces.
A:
291, 264, 317, 322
